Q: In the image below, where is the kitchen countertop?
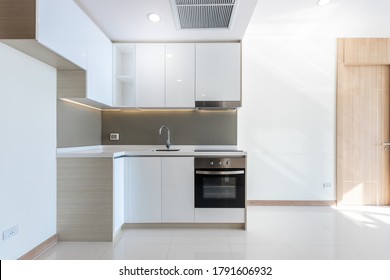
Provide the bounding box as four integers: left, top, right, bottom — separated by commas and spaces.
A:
57, 145, 247, 158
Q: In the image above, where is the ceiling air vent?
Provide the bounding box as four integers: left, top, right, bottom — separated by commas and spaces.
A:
171, 0, 238, 29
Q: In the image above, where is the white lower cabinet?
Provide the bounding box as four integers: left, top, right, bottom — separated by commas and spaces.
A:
195, 209, 245, 223
125, 157, 162, 223
162, 157, 194, 222
124, 156, 244, 224
125, 157, 195, 223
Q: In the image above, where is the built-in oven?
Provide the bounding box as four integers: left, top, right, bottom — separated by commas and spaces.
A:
195, 157, 246, 208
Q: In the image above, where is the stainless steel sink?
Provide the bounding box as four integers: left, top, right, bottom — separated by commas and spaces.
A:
153, 149, 180, 152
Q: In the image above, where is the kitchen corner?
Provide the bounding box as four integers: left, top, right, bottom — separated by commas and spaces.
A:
57, 145, 247, 242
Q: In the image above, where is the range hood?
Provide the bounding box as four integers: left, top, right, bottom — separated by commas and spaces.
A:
195, 101, 241, 110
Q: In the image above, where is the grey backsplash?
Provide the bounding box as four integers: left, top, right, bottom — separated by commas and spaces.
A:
57, 99, 102, 148
102, 110, 237, 145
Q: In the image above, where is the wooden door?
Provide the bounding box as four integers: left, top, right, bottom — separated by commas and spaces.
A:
337, 39, 390, 205
343, 38, 390, 65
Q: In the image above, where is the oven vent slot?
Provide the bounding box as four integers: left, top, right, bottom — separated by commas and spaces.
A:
171, 0, 238, 29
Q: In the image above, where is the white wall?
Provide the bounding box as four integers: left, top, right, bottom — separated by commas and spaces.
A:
239, 36, 336, 200
0, 43, 56, 259
239, 0, 390, 201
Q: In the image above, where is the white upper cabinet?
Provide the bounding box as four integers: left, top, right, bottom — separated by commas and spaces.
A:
37, 0, 88, 69
86, 19, 113, 106
135, 44, 165, 108
165, 44, 195, 108
116, 43, 195, 108
114, 42, 240, 108
37, 0, 113, 106
196, 43, 241, 101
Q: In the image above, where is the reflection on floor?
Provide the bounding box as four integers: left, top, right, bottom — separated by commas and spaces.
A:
37, 206, 390, 260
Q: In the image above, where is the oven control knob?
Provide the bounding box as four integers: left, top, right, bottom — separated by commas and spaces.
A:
210, 161, 214, 166
219, 161, 222, 165
226, 160, 229, 165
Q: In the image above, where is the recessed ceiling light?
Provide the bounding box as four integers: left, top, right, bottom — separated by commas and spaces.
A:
317, 0, 331, 6
147, 13, 161, 23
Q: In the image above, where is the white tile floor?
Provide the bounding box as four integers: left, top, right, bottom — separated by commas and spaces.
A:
36, 206, 390, 260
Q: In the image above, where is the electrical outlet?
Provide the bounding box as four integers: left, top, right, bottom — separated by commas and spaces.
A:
3, 225, 19, 241
110, 133, 120, 141
323, 182, 332, 188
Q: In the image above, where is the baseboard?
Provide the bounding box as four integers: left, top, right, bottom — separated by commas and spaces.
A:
113, 227, 124, 243
247, 200, 337, 206
18, 234, 57, 260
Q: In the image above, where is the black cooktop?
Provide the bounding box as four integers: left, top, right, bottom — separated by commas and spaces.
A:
194, 149, 244, 152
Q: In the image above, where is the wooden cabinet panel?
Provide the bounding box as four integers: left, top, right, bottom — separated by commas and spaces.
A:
0, 0, 36, 39
57, 158, 114, 241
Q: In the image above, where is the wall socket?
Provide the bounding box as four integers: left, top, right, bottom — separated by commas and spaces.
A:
2, 225, 19, 241
323, 182, 332, 188
110, 133, 120, 141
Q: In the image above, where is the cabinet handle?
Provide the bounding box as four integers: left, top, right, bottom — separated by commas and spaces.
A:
196, 170, 244, 175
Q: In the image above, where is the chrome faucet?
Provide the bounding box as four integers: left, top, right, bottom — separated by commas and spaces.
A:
159, 125, 171, 149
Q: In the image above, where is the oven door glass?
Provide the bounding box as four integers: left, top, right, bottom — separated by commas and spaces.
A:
195, 170, 245, 208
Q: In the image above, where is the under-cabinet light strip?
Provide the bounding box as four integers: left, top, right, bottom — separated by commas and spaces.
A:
60, 99, 235, 112
59, 98, 102, 111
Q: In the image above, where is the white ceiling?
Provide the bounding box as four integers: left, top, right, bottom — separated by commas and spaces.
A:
75, 0, 259, 42
247, 0, 390, 37
75, 0, 390, 42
